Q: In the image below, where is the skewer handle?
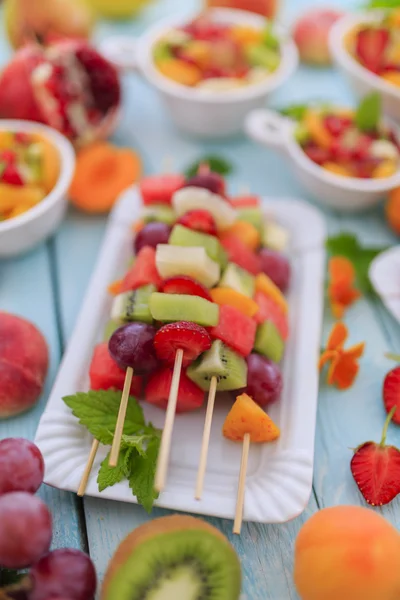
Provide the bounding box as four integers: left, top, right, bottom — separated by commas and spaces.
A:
109, 366, 134, 467
233, 433, 251, 535
195, 375, 217, 500
77, 439, 100, 497
154, 348, 184, 493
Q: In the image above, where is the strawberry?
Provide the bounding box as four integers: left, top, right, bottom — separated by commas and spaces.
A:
1, 164, 24, 186
350, 407, 400, 506
304, 144, 332, 166
145, 366, 204, 413
324, 115, 353, 137
356, 28, 390, 74
160, 276, 212, 301
383, 366, 400, 425
0, 150, 17, 165
154, 321, 212, 367
177, 210, 217, 236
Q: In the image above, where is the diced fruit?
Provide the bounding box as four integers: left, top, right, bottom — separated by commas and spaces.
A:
89, 343, 143, 396
356, 28, 390, 73
0, 183, 45, 212
140, 174, 185, 206
158, 58, 203, 86
31, 134, 61, 193
121, 247, 162, 292
220, 233, 261, 275
103, 320, 122, 342
134, 222, 171, 254
0, 438, 44, 495
254, 291, 289, 340
172, 187, 236, 231
245, 44, 279, 70
145, 367, 204, 413
141, 205, 176, 225
255, 273, 288, 314
258, 248, 291, 292
210, 287, 259, 317
293, 9, 343, 66
382, 71, 400, 87
262, 221, 289, 252
154, 321, 212, 366
210, 304, 256, 357
245, 353, 282, 407
323, 162, 353, 177
111, 285, 155, 324
230, 195, 260, 208
324, 114, 353, 138
304, 110, 333, 149
224, 220, 260, 250
222, 393, 280, 443
187, 340, 247, 392
383, 366, 400, 425
177, 209, 217, 236
149, 293, 219, 327
254, 320, 285, 363
1, 163, 24, 185
108, 323, 159, 375
155, 244, 220, 288
372, 160, 397, 179
236, 207, 263, 234
183, 172, 226, 196
160, 276, 212, 300
169, 224, 227, 268
220, 262, 255, 297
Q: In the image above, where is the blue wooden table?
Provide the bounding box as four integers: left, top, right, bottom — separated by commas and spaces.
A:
1, 0, 400, 598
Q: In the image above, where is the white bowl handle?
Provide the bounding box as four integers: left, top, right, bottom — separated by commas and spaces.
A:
245, 109, 291, 154
99, 36, 138, 73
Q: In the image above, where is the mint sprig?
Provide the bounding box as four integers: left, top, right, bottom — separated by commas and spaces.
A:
355, 93, 381, 132
184, 155, 234, 178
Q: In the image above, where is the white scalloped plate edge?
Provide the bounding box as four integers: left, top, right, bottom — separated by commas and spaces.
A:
35, 187, 326, 524
370, 246, 400, 323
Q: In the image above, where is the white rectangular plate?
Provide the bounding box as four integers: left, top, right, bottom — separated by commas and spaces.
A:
35, 188, 326, 524
370, 246, 400, 323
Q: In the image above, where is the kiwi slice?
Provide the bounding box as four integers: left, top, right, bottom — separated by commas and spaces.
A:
220, 263, 255, 298
187, 340, 247, 392
142, 205, 176, 225
149, 293, 219, 327
101, 515, 241, 600
169, 225, 227, 269
111, 285, 155, 324
245, 44, 280, 71
254, 321, 284, 363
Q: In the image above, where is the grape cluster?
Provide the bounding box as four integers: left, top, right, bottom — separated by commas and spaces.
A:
0, 438, 96, 600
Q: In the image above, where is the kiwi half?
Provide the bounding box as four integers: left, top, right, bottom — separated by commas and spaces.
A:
101, 515, 241, 600
169, 225, 228, 269
111, 285, 156, 324
187, 340, 247, 392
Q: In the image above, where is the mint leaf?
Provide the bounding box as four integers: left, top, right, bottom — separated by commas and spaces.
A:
121, 433, 158, 457
355, 93, 381, 132
184, 155, 233, 178
263, 23, 279, 50
365, 0, 400, 7
280, 104, 308, 121
97, 448, 132, 492
63, 390, 145, 444
128, 437, 161, 513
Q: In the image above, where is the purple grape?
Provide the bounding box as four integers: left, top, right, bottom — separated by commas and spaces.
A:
245, 353, 283, 407
0, 492, 52, 569
258, 249, 291, 293
108, 323, 159, 375
0, 438, 44, 496
29, 549, 97, 600
134, 222, 171, 254
183, 172, 225, 196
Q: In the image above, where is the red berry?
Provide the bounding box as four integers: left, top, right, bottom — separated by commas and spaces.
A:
304, 144, 331, 165
383, 366, 400, 425
245, 353, 283, 407
177, 210, 217, 236
160, 276, 212, 300
154, 321, 212, 367
0, 149, 17, 164
1, 164, 24, 186
0, 438, 44, 495
324, 115, 352, 137
145, 367, 204, 413
356, 27, 390, 73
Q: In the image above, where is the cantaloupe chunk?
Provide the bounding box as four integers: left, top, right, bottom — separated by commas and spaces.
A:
304, 110, 333, 149
223, 220, 261, 251
222, 393, 280, 443
210, 287, 259, 318
157, 59, 202, 86
255, 273, 288, 314
0, 184, 45, 212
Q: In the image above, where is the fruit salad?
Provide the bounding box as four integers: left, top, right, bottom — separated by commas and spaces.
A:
0, 130, 60, 222
292, 95, 400, 179
346, 9, 400, 88
152, 13, 281, 91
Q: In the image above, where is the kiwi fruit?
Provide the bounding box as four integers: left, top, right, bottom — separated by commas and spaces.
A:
187, 340, 247, 392
254, 321, 284, 363
149, 293, 219, 327
101, 515, 241, 600
169, 225, 228, 269
220, 263, 255, 298
111, 285, 155, 324
141, 205, 176, 226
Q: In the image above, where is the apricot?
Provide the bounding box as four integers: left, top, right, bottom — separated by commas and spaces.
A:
293, 9, 343, 66
294, 505, 400, 600
0, 312, 49, 419
385, 187, 400, 235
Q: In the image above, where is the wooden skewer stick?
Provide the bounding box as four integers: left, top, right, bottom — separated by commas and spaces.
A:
195, 375, 217, 500
109, 366, 134, 467
233, 433, 251, 535
154, 348, 184, 492
77, 439, 100, 497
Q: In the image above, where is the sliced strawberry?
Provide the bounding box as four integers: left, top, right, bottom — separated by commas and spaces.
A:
154, 321, 212, 366
229, 195, 260, 208
160, 276, 212, 301
383, 366, 400, 425
220, 233, 261, 275
324, 115, 353, 137
304, 144, 332, 166
350, 408, 400, 506
145, 366, 204, 413
177, 210, 217, 236
1, 164, 24, 186
0, 150, 17, 165
140, 174, 185, 206
356, 28, 390, 74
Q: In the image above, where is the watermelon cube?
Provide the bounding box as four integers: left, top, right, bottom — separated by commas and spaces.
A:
121, 247, 162, 292
254, 291, 289, 340
209, 304, 256, 357
229, 195, 261, 208
220, 233, 261, 276
89, 343, 143, 396
140, 174, 185, 206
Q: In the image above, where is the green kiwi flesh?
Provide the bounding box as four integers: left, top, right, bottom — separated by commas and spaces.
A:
149, 293, 219, 327
219, 263, 255, 298
187, 340, 247, 392
142, 205, 176, 225
169, 225, 227, 269
111, 285, 156, 324
254, 321, 284, 363
103, 320, 123, 342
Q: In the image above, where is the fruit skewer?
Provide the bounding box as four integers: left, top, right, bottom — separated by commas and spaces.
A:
195, 375, 218, 500
233, 432, 250, 535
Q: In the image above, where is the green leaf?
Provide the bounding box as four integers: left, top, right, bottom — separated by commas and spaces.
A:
326, 233, 388, 294
263, 23, 280, 50
121, 433, 156, 457
355, 93, 381, 132
365, 0, 400, 7
279, 104, 308, 121
128, 437, 161, 514
63, 390, 145, 444
97, 448, 132, 492
184, 155, 234, 178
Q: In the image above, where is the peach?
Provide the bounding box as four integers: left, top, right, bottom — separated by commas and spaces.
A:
293, 9, 344, 66
206, 0, 279, 20
386, 187, 400, 234
0, 312, 49, 419
294, 505, 400, 600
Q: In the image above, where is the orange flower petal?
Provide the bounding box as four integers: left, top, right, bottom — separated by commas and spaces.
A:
331, 301, 345, 319
330, 354, 360, 390
319, 349, 338, 370
345, 342, 365, 360
329, 256, 356, 286
326, 322, 348, 351
108, 279, 122, 295
327, 353, 342, 385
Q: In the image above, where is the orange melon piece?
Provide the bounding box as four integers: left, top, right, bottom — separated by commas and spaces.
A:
382, 71, 400, 87
0, 184, 45, 212
229, 25, 263, 46
224, 220, 261, 251
0, 131, 14, 150
210, 287, 259, 318
223, 393, 281, 443
323, 162, 353, 177
255, 273, 288, 314
34, 135, 60, 193
372, 160, 398, 179
304, 110, 333, 149
157, 59, 202, 87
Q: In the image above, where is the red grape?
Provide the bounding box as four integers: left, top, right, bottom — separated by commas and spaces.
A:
0, 437, 44, 495
258, 249, 291, 292
245, 354, 283, 407
30, 549, 97, 600
108, 323, 159, 375
133, 222, 171, 254
0, 492, 52, 568
183, 172, 225, 196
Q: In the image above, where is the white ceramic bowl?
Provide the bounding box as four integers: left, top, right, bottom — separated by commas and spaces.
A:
245, 108, 400, 212
330, 12, 400, 122
100, 8, 299, 138
0, 120, 75, 258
